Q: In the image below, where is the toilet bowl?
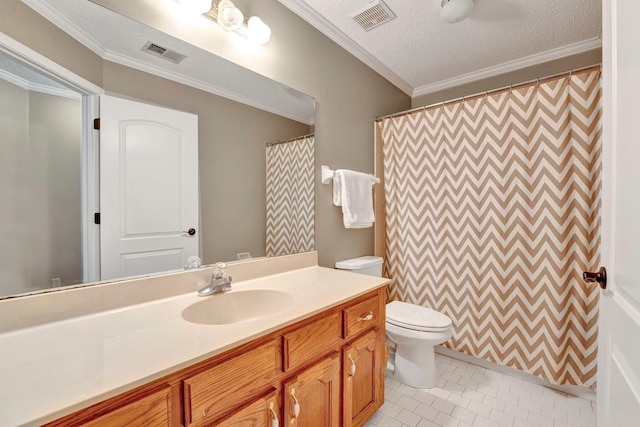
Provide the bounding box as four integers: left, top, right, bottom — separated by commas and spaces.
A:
334, 256, 453, 389
385, 301, 452, 388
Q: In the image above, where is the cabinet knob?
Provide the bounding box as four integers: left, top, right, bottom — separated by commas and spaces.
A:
357, 312, 374, 322
290, 388, 300, 419
268, 401, 279, 427
347, 353, 356, 377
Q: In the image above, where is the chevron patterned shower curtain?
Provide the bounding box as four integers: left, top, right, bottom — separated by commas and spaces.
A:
378, 68, 601, 387
265, 135, 314, 257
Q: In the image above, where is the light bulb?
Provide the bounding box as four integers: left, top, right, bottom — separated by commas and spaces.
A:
440, 0, 474, 24
175, 0, 211, 15
247, 16, 271, 45
217, 0, 244, 32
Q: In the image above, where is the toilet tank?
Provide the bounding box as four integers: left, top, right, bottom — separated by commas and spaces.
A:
335, 256, 383, 277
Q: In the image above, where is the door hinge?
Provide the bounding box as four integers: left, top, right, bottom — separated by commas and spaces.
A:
94, 213, 101, 224
93, 118, 100, 130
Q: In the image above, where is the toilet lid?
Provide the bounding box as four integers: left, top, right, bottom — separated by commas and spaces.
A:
386, 301, 452, 332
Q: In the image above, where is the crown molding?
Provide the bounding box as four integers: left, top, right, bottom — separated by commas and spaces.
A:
412, 37, 603, 97
277, 1, 601, 99
0, 67, 29, 89
277, 0, 413, 95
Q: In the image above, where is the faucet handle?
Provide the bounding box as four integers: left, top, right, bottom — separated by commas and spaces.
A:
213, 262, 227, 278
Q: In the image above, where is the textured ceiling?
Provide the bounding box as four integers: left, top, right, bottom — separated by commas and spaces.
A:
279, 0, 602, 95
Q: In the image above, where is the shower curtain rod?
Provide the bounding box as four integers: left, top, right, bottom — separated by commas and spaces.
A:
266, 133, 314, 147
375, 64, 602, 122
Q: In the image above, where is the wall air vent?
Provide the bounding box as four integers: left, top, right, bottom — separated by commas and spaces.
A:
349, 0, 396, 32
141, 41, 187, 64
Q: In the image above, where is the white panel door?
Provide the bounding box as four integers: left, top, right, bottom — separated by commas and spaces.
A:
100, 95, 199, 281
598, 0, 640, 424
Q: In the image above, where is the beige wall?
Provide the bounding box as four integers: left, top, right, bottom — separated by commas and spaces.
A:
0, 79, 29, 295
0, 77, 82, 296
28, 92, 82, 288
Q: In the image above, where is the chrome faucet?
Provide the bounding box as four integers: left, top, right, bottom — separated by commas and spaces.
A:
198, 262, 233, 297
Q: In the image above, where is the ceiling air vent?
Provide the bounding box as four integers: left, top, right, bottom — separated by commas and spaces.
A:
141, 41, 187, 64
349, 0, 396, 32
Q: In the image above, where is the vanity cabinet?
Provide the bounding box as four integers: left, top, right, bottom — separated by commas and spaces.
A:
45, 288, 385, 427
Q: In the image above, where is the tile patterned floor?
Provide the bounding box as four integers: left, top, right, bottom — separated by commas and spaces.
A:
366, 353, 596, 427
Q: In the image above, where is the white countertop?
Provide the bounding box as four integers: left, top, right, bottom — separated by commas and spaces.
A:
0, 266, 389, 426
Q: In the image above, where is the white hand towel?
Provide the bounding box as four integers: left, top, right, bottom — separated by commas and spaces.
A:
332, 169, 375, 228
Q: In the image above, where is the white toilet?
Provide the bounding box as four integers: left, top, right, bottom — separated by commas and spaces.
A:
335, 256, 453, 389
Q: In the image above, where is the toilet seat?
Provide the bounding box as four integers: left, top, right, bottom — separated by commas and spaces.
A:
386, 301, 452, 332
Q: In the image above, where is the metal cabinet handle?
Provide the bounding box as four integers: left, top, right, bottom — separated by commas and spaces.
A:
268, 401, 279, 427
357, 312, 374, 322
290, 388, 300, 419
583, 266, 607, 289
183, 228, 196, 236
347, 353, 356, 377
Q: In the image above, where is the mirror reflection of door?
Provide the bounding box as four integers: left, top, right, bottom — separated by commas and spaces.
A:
99, 95, 199, 281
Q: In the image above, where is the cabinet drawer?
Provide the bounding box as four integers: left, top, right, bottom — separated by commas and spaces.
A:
283, 311, 342, 371
344, 295, 380, 339
183, 338, 281, 426
79, 386, 173, 427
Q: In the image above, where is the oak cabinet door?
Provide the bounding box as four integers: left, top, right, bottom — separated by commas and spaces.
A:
343, 330, 384, 427
283, 353, 341, 427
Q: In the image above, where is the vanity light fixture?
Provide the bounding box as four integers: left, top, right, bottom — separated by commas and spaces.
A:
440, 0, 474, 23
204, 1, 272, 45
217, 0, 244, 32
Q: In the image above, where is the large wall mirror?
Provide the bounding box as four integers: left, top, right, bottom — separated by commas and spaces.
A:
1, 0, 315, 299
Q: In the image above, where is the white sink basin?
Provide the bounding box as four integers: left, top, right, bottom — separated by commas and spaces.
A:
181, 289, 294, 325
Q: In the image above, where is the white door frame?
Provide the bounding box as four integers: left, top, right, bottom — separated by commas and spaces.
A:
0, 32, 104, 283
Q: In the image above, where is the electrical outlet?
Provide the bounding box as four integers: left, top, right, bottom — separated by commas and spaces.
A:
51, 277, 61, 287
